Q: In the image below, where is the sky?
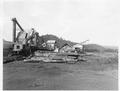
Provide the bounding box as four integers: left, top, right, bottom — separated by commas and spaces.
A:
2, 0, 120, 46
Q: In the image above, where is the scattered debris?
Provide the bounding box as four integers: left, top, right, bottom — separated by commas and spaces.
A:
23, 50, 87, 63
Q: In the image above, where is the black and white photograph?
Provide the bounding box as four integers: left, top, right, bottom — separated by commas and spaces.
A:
2, 0, 119, 90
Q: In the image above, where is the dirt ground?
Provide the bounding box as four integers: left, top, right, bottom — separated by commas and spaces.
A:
3, 58, 118, 90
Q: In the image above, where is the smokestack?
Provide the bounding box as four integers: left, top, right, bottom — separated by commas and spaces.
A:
12, 18, 16, 42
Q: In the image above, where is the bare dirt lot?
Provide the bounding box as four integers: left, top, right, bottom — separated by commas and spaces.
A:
3, 52, 118, 90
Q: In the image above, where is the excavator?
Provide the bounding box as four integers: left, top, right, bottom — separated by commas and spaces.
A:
11, 18, 39, 56
4, 18, 54, 63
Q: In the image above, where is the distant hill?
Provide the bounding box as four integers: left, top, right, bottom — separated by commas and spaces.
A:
3, 39, 13, 56
103, 46, 118, 50
103, 46, 118, 53
83, 44, 118, 52
83, 44, 106, 52
3, 39, 13, 49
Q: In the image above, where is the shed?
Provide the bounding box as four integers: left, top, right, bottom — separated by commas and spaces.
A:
46, 40, 56, 50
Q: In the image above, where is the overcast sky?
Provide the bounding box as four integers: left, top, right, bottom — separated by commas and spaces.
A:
3, 0, 120, 46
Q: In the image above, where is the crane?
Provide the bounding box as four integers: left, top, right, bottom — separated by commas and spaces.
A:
11, 18, 39, 56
